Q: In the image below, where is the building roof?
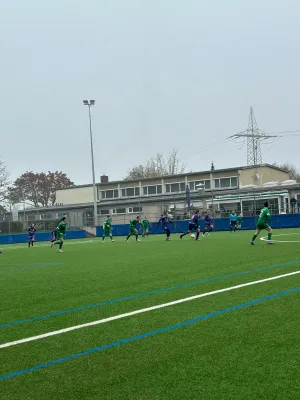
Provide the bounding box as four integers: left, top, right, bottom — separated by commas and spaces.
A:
56, 164, 288, 191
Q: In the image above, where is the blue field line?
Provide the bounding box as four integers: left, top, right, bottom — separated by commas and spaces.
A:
0, 287, 299, 382
0, 262, 64, 273
1, 259, 300, 329
0, 263, 63, 267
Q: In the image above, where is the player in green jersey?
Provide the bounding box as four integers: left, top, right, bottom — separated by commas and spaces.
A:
51, 217, 67, 252
237, 214, 243, 232
250, 202, 273, 245
141, 217, 151, 238
126, 216, 141, 242
102, 215, 114, 242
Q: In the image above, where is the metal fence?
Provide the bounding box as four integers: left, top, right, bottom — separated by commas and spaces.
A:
1, 203, 298, 234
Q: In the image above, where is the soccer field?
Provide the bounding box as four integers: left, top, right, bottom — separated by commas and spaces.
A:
1, 230, 300, 400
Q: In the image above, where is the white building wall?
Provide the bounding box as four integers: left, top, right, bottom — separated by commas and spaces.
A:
56, 186, 94, 205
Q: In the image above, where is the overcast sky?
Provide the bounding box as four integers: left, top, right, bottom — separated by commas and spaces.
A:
1, 0, 299, 185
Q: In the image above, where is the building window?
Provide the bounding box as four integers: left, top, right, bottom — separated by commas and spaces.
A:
165, 182, 186, 193
128, 206, 143, 213
220, 178, 230, 188
57, 212, 69, 219
231, 177, 238, 187
142, 185, 162, 196
214, 177, 238, 189
148, 186, 157, 195
100, 189, 119, 199
100, 209, 110, 215
112, 208, 126, 214
126, 188, 134, 197
188, 180, 211, 191
39, 214, 53, 220
121, 187, 140, 197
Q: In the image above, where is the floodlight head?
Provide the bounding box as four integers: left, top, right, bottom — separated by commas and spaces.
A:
196, 183, 205, 189
90, 100, 95, 105
83, 100, 89, 105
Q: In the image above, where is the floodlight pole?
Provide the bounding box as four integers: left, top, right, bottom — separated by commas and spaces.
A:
83, 100, 98, 227
253, 187, 256, 221
196, 183, 205, 213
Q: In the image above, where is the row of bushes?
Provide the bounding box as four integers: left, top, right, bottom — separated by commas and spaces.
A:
0, 220, 57, 234
0, 221, 24, 233
26, 220, 57, 231
0, 220, 82, 234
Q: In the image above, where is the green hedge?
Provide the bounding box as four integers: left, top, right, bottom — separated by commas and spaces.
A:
0, 221, 23, 234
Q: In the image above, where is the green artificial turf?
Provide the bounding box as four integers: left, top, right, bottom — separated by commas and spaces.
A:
0, 230, 299, 399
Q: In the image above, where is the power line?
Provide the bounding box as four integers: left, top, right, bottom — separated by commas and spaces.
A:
189, 114, 300, 163
264, 129, 300, 135
188, 137, 231, 156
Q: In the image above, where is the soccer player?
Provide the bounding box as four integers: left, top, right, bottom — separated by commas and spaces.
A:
237, 214, 243, 232
27, 224, 36, 247
229, 210, 238, 233
126, 216, 141, 242
250, 202, 273, 245
50, 227, 57, 244
141, 217, 151, 238
103, 215, 114, 242
157, 211, 173, 241
180, 209, 200, 240
203, 211, 213, 236
51, 217, 67, 252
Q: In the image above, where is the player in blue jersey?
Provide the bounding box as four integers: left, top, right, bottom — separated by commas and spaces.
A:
230, 211, 238, 233
157, 211, 173, 241
180, 209, 201, 240
28, 224, 36, 247
50, 221, 59, 247
203, 211, 213, 237
50, 228, 57, 244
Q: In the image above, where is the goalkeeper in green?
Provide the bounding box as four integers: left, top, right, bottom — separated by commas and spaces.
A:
103, 215, 114, 242
250, 202, 273, 245
51, 217, 67, 252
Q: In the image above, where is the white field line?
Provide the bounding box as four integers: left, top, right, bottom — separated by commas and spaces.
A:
1, 270, 299, 350
260, 233, 300, 243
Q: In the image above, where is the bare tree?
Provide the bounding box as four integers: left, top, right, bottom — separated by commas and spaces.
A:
0, 160, 10, 204
274, 163, 300, 182
165, 149, 185, 175
124, 149, 185, 180
123, 165, 146, 180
